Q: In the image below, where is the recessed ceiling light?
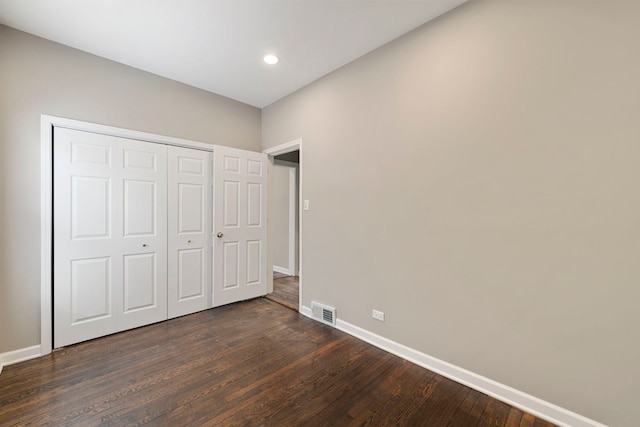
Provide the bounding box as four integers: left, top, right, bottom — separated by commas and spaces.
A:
263, 54, 279, 65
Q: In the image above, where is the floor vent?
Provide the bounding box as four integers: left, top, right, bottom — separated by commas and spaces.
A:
311, 301, 336, 326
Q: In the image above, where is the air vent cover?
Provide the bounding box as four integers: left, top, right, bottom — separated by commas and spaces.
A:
311, 301, 336, 326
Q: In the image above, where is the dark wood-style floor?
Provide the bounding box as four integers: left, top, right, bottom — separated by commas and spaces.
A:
0, 299, 556, 427
265, 272, 299, 311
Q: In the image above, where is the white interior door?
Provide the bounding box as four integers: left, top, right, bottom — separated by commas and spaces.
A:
167, 146, 211, 318
53, 127, 168, 347
213, 146, 267, 306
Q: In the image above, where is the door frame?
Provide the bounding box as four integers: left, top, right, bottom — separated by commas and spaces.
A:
263, 139, 303, 312
40, 115, 216, 356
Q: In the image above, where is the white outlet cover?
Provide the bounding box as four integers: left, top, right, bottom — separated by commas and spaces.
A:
372, 309, 385, 321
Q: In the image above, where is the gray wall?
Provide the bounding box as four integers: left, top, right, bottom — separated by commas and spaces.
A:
262, 1, 640, 426
0, 25, 261, 354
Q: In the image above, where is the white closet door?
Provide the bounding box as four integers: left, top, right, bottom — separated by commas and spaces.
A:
213, 146, 267, 306
53, 127, 167, 347
167, 146, 211, 318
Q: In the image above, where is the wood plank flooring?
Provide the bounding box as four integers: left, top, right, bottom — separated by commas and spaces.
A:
0, 298, 557, 426
265, 273, 299, 311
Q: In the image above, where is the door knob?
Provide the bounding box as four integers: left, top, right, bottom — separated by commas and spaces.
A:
217, 232, 224, 238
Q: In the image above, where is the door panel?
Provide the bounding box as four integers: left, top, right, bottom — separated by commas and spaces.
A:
179, 156, 204, 175
71, 257, 110, 323
71, 176, 110, 239
167, 146, 210, 318
246, 240, 261, 285
178, 184, 204, 233
214, 146, 267, 306
54, 127, 167, 348
247, 183, 263, 226
124, 180, 156, 236
178, 249, 204, 299
223, 181, 240, 227
124, 148, 157, 170
123, 253, 156, 312
247, 159, 262, 176
223, 241, 239, 289
71, 141, 111, 166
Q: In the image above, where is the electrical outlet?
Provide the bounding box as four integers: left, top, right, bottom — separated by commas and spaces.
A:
372, 309, 385, 322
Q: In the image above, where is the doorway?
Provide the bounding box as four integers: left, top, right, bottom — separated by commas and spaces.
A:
263, 140, 302, 312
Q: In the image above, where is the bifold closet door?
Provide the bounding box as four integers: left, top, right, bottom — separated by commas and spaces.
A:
53, 127, 168, 348
167, 146, 211, 318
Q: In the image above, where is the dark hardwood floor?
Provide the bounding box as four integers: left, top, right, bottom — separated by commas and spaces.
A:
0, 298, 557, 426
265, 272, 299, 311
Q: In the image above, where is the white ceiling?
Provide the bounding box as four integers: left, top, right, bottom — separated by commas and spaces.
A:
0, 0, 467, 108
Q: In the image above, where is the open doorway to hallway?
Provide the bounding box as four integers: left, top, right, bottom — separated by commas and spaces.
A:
266, 150, 300, 311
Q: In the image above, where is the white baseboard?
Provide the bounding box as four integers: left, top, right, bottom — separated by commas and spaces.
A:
273, 265, 294, 276
300, 305, 606, 427
300, 305, 312, 318
0, 345, 42, 371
